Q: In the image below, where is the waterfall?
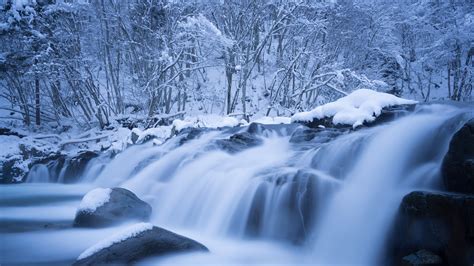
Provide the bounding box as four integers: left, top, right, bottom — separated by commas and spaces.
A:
308, 104, 465, 265
18, 103, 471, 264
26, 164, 50, 183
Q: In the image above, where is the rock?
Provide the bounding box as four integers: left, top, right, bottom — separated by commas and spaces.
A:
0, 157, 25, 184
73, 224, 208, 265
289, 126, 345, 144
215, 131, 262, 153
390, 191, 474, 266
24, 151, 98, 183
247, 122, 266, 134
130, 130, 140, 144
19, 143, 51, 159
74, 187, 152, 227
0, 127, 25, 138
294, 104, 415, 129
401, 249, 443, 266
364, 104, 416, 127
246, 122, 301, 136
61, 151, 98, 183
441, 119, 474, 194
178, 127, 208, 146
401, 250, 443, 266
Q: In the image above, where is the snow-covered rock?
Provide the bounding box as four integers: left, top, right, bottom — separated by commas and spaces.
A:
291, 89, 418, 128
77, 188, 112, 213
130, 126, 172, 145
74, 223, 208, 265
0, 124, 133, 183
74, 187, 152, 227
77, 222, 154, 260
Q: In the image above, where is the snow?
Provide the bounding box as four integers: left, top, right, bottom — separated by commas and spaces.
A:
77, 188, 112, 213
252, 116, 291, 125
13, 0, 31, 10
0, 135, 21, 159
77, 222, 154, 260
130, 126, 172, 144
172, 115, 241, 132
291, 89, 418, 128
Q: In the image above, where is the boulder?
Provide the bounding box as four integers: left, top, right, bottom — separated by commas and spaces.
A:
441, 119, 474, 194
390, 191, 474, 266
215, 131, 262, 153
74, 187, 152, 227
73, 223, 208, 265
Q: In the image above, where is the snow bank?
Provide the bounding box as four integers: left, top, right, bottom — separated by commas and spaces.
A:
130, 126, 172, 145
172, 115, 241, 132
291, 89, 417, 128
77, 222, 154, 260
0, 135, 21, 159
78, 188, 112, 213
252, 116, 292, 125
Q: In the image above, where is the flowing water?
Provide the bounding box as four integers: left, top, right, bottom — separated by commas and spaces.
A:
1, 104, 472, 265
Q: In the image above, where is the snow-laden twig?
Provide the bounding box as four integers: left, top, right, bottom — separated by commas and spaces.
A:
59, 133, 113, 149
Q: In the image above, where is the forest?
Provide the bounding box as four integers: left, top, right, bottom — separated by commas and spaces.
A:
1, 0, 472, 129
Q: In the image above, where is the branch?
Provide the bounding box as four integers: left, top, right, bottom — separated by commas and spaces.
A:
59, 133, 113, 149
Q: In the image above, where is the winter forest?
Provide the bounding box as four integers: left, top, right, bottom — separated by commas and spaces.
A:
1, 0, 474, 265
1, 0, 472, 127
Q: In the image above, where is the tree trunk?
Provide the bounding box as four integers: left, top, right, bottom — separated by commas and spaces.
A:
35, 78, 40, 125
225, 50, 235, 114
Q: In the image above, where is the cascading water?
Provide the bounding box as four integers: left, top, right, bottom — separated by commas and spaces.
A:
308, 105, 465, 265
6, 103, 472, 265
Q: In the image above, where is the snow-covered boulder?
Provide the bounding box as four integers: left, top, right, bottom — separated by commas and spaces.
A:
291, 89, 417, 129
74, 187, 152, 227
73, 223, 208, 265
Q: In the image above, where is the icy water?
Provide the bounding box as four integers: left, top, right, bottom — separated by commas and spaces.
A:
0, 184, 304, 265
1, 104, 472, 265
